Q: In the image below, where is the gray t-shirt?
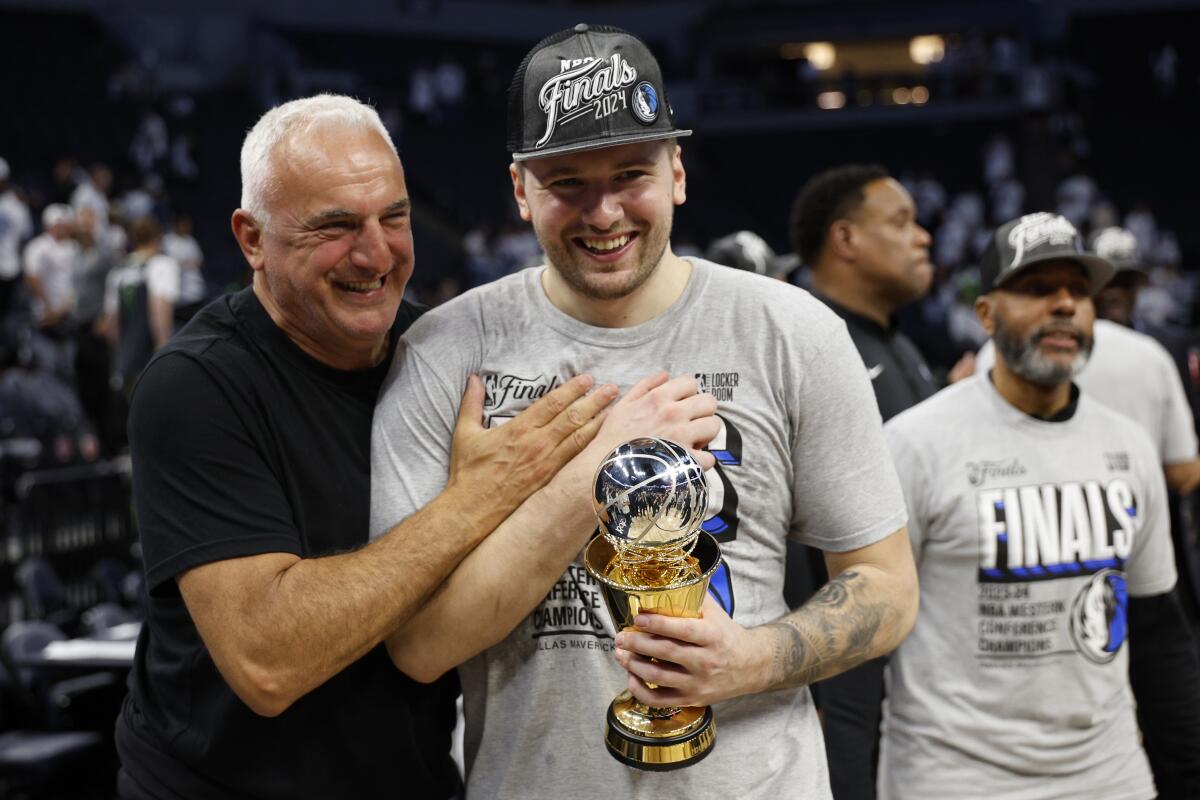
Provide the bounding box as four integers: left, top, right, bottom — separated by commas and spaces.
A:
977, 319, 1198, 464
880, 374, 1176, 800
370, 259, 908, 800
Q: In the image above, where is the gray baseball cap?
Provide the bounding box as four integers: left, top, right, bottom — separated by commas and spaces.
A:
706, 231, 787, 278
1087, 226, 1144, 274
980, 212, 1115, 295
506, 23, 691, 162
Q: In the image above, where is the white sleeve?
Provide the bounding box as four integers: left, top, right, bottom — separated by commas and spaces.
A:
146, 255, 180, 302
884, 421, 931, 561
1125, 428, 1178, 597
369, 318, 479, 540
1155, 345, 1198, 464
788, 320, 908, 551
22, 239, 45, 278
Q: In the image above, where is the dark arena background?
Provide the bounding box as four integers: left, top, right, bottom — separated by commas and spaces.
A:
1, 0, 1199, 797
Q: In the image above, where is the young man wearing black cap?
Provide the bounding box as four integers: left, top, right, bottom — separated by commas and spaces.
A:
371, 23, 918, 800
878, 212, 1200, 799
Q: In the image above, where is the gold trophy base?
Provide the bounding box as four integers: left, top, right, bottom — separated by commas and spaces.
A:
604, 692, 716, 771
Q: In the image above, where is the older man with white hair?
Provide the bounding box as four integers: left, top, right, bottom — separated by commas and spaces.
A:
111, 93, 707, 799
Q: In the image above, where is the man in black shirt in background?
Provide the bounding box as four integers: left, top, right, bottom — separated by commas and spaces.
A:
791, 164, 944, 418
113, 93, 710, 799
787, 164, 946, 799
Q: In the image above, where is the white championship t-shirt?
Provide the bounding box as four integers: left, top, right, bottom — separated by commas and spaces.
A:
370, 259, 908, 800
881, 374, 1175, 800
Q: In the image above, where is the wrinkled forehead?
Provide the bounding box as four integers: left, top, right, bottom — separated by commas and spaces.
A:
270, 125, 405, 211
275, 124, 400, 177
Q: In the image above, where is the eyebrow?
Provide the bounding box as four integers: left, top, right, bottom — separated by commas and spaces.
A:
302, 198, 410, 228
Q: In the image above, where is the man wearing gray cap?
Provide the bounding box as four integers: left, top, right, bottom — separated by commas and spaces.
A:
704, 230, 789, 280
978, 225, 1200, 496
371, 24, 917, 799
879, 212, 1200, 799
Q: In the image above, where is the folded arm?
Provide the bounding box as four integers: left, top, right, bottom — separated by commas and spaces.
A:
179, 374, 612, 717
384, 373, 721, 682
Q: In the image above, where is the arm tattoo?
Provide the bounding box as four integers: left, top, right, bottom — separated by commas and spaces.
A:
762, 570, 887, 689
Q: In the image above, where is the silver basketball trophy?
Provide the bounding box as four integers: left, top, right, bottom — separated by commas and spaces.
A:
583, 437, 722, 770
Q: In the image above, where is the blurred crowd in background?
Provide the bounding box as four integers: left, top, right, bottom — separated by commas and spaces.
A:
3, 136, 1196, 471
0, 2, 1198, 794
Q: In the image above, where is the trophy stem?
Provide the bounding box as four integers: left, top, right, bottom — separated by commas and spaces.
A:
583, 531, 723, 771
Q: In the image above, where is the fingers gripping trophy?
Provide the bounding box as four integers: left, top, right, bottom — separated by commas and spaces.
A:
583, 437, 723, 771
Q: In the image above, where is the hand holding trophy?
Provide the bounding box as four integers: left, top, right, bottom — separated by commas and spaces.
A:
583, 437, 723, 771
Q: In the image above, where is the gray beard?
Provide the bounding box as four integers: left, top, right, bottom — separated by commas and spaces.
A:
993, 317, 1092, 387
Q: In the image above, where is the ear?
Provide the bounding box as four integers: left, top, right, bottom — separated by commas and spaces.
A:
231, 209, 266, 272
510, 163, 532, 222
826, 219, 857, 262
671, 144, 686, 206
975, 294, 996, 337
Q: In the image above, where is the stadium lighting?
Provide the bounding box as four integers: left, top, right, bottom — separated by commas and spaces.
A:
912, 85, 930, 104
910, 35, 945, 65
893, 87, 912, 104
817, 91, 846, 109
787, 42, 837, 70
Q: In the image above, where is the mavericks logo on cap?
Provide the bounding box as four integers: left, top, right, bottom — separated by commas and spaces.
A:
631, 81, 659, 124
536, 54, 640, 149
1006, 212, 1080, 268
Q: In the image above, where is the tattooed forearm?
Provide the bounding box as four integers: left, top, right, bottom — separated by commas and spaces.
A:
759, 569, 891, 690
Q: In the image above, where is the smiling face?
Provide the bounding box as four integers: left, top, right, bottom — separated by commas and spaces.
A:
233, 124, 413, 369
978, 260, 1095, 387
511, 139, 686, 302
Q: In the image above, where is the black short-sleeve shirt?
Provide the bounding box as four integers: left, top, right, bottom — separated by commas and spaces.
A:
115, 287, 460, 799
813, 293, 937, 421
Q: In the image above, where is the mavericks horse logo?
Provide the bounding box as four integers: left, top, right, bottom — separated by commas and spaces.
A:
1069, 569, 1128, 664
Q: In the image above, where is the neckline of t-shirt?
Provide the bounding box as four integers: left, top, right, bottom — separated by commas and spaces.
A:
523, 256, 711, 347
231, 287, 398, 390
977, 370, 1086, 433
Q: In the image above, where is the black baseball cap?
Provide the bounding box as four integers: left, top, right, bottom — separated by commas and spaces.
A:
980, 212, 1115, 295
1087, 226, 1145, 274
507, 23, 691, 162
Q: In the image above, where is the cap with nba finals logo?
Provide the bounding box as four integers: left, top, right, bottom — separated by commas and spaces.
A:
507, 23, 691, 162
1087, 226, 1145, 275
980, 212, 1115, 295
